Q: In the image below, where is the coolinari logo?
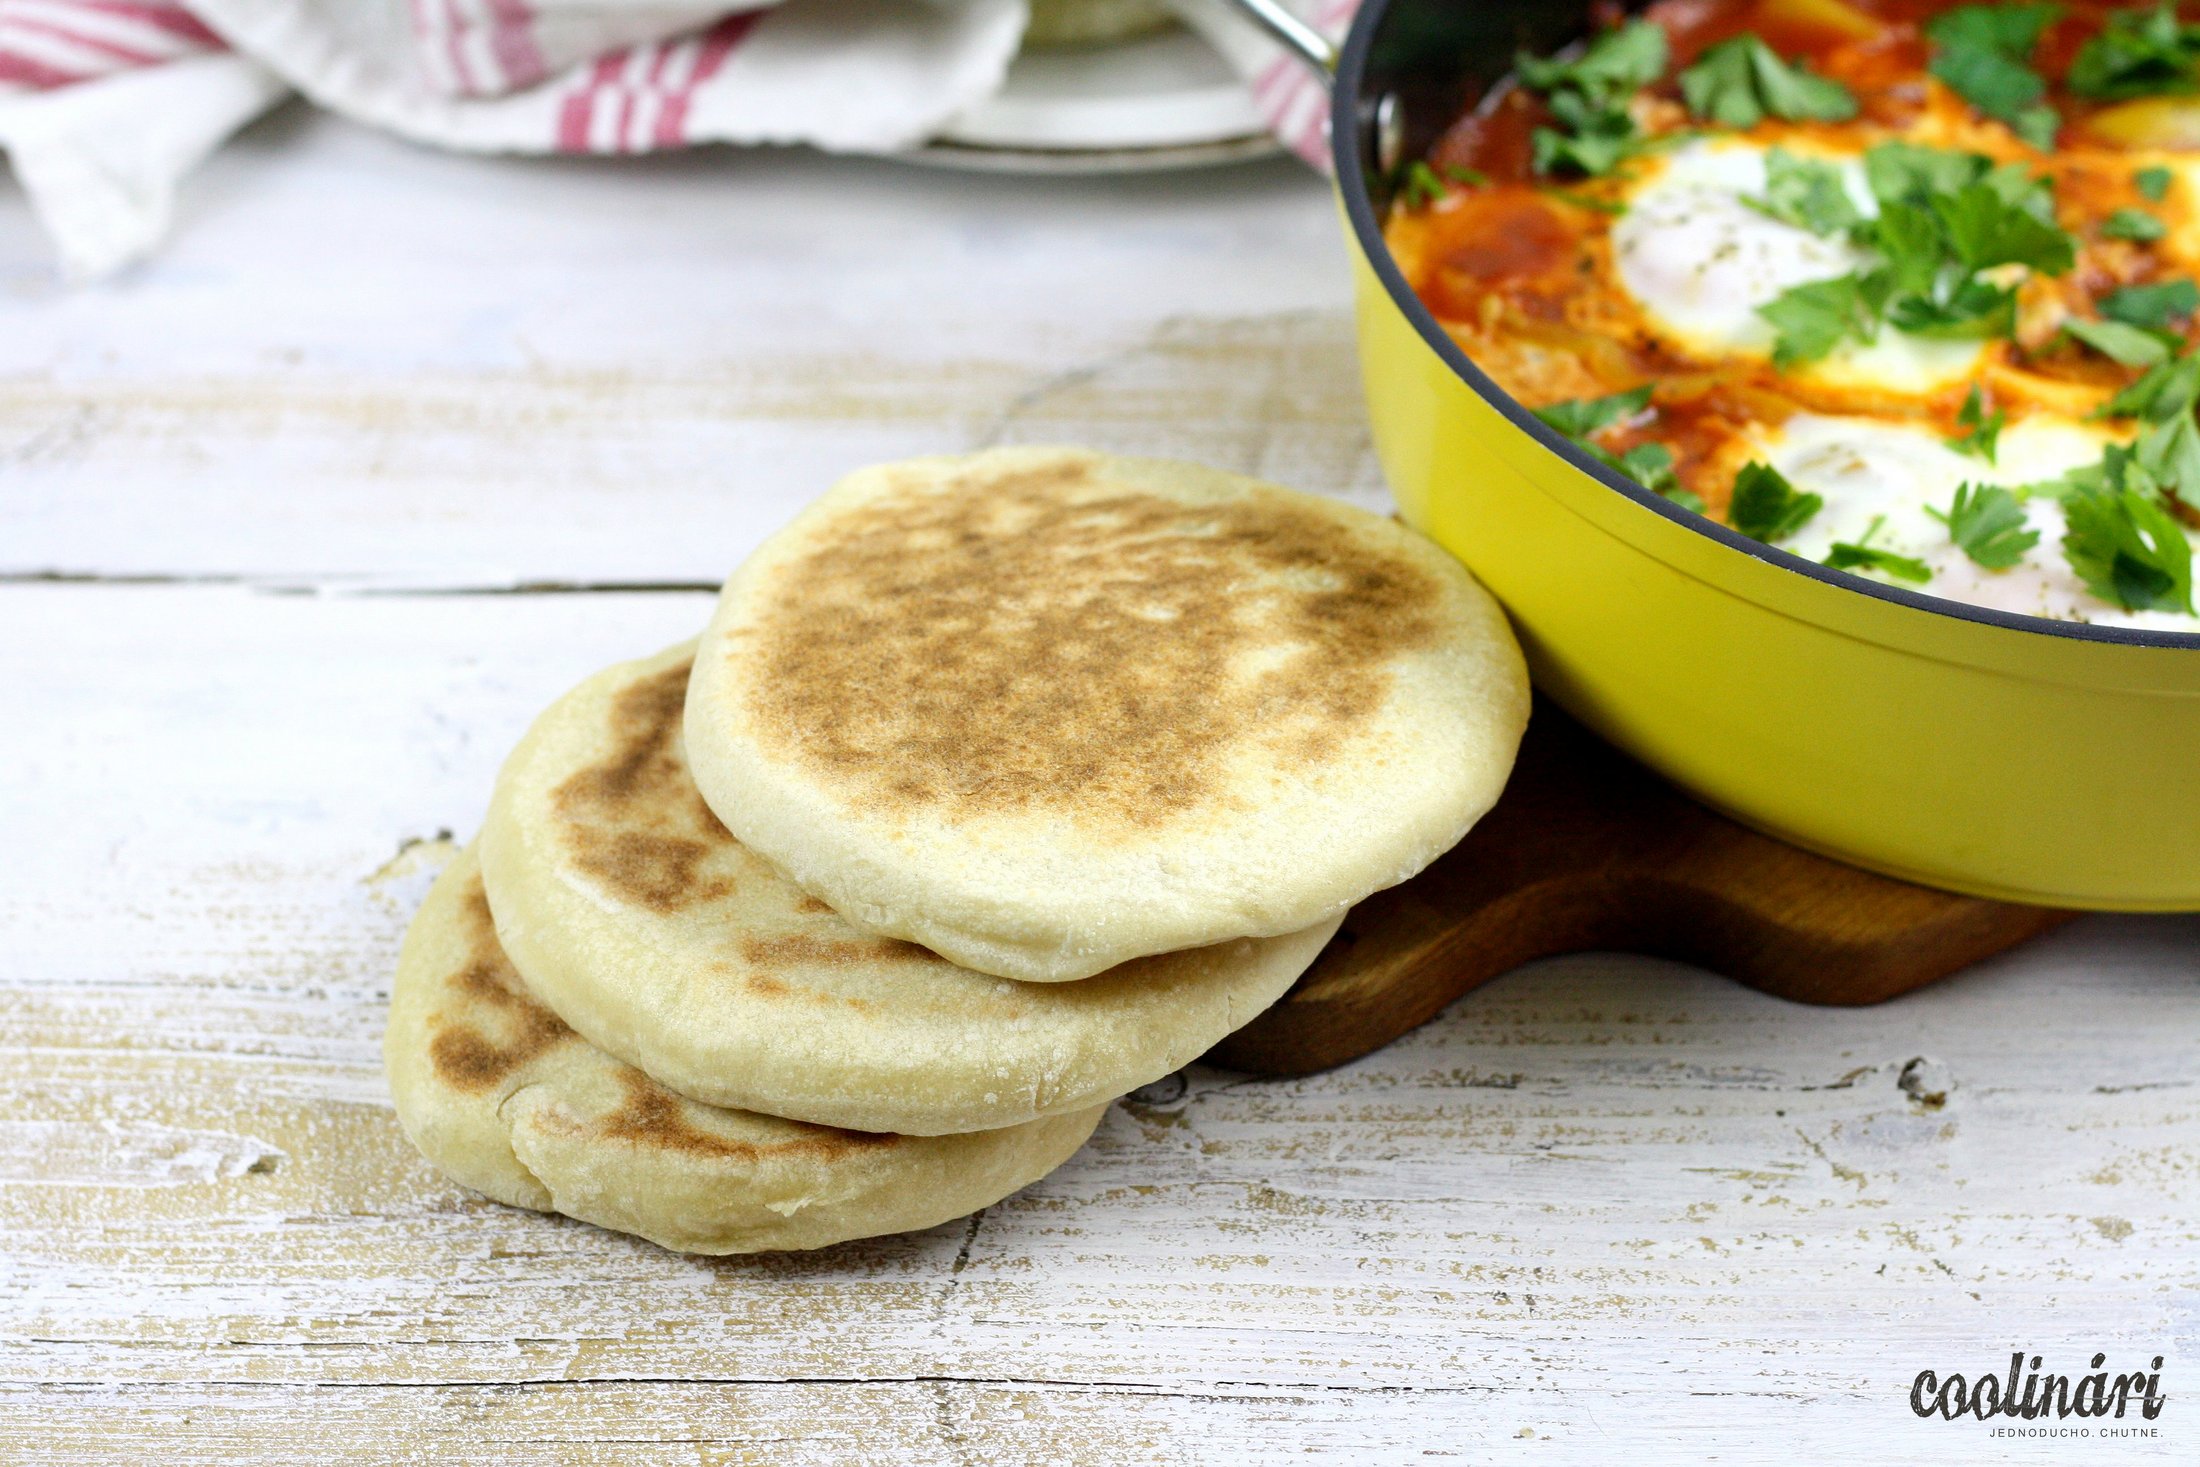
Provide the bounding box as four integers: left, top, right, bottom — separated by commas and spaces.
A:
1910, 1353, 2166, 1438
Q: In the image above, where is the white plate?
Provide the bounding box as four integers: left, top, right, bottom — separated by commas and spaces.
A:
910, 25, 1280, 173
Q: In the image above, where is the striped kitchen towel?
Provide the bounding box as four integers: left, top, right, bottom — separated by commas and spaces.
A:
0, 0, 1357, 279
1178, 0, 1356, 171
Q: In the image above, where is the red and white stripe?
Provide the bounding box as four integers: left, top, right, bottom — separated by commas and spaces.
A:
407, 0, 549, 98
552, 11, 755, 155
1250, 0, 1358, 170
0, 0, 224, 93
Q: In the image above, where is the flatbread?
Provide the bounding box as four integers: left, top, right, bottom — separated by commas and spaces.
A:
683, 446, 1530, 982
384, 846, 1103, 1254
476, 642, 1339, 1136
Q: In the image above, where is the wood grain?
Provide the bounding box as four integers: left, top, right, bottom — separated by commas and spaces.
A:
2, 117, 2194, 1464
1217, 702, 2078, 1076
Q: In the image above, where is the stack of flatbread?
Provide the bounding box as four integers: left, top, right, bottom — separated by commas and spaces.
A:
385, 447, 1530, 1253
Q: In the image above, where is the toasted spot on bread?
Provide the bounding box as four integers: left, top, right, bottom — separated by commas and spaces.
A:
739, 932, 930, 969
551, 659, 736, 912
427, 877, 575, 1091
732, 454, 1444, 830
596, 1070, 900, 1160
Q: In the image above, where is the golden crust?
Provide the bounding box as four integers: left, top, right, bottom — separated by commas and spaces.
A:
383, 847, 1104, 1254
684, 448, 1530, 984
475, 641, 1342, 1134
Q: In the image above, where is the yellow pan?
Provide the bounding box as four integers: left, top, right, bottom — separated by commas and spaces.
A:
1250, 0, 2200, 909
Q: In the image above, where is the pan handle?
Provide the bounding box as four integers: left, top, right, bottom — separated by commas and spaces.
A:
1208, 0, 1338, 74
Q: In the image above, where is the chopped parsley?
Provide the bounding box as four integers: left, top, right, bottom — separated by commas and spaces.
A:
2067, 0, 2200, 102
1531, 387, 1699, 507
2100, 278, 2200, 329
1947, 385, 2006, 462
2020, 441, 2198, 611
1865, 140, 2000, 204
1728, 461, 1824, 542
2137, 412, 2200, 507
1516, 18, 1669, 100
1534, 97, 1644, 177
1532, 385, 1652, 437
2103, 207, 2169, 242
2136, 165, 2175, 201
1540, 185, 1629, 216
1394, 160, 1485, 210
1932, 178, 2077, 275
1607, 440, 1692, 500
1743, 149, 1864, 236
1927, 483, 2040, 568
2062, 481, 2195, 613
1519, 21, 1669, 179
1756, 143, 2076, 363
2102, 352, 2200, 419
2065, 316, 2175, 366
1925, 4, 2062, 149
1761, 273, 1889, 366
1825, 515, 1934, 583
1680, 35, 1858, 128
1610, 439, 1675, 486
1661, 484, 1710, 515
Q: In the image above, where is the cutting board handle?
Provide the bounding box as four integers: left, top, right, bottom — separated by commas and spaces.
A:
1211, 701, 2072, 1076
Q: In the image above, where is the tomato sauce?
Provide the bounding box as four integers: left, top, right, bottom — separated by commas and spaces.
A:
1387, 0, 2200, 515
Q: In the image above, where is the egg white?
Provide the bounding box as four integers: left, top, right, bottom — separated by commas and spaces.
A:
1751, 413, 2195, 632
1611, 139, 1987, 394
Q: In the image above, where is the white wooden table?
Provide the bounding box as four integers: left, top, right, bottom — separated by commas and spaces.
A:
3, 108, 2195, 1465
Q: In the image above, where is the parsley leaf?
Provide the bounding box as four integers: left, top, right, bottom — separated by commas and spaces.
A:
1826, 514, 1934, 583
2065, 316, 2176, 366
1926, 4, 2062, 149
1540, 185, 1629, 215
2104, 207, 2169, 242
1661, 484, 1710, 514
1887, 276, 2019, 339
1612, 440, 1678, 492
1532, 388, 1701, 506
1756, 144, 2077, 363
1870, 199, 1950, 298
1728, 461, 1824, 542
1533, 91, 1645, 177
1743, 148, 1864, 236
1759, 273, 1887, 365
1532, 385, 1653, 437
2067, 0, 2200, 102
2102, 353, 2200, 420
1679, 36, 1857, 128
1928, 483, 2041, 568
2136, 412, 2200, 508
2101, 278, 2200, 329
1934, 181, 2078, 274
2029, 440, 2180, 505
1927, 3, 2063, 57
1947, 385, 2006, 462
1592, 440, 1707, 509
1395, 162, 1445, 210
1517, 20, 1669, 99
2062, 482, 2195, 613
1394, 161, 1486, 209
1866, 146, 2071, 340
1865, 140, 1992, 207
2136, 165, 2175, 201
1520, 21, 1669, 179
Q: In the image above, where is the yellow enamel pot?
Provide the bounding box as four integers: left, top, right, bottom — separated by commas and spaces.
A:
1313, 0, 2200, 909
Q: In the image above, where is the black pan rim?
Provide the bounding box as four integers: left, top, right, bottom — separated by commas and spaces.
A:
1330, 0, 2200, 652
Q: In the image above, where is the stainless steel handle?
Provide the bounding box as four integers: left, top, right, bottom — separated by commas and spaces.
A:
1212, 0, 1339, 74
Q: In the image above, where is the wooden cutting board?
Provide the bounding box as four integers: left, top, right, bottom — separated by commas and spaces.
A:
1211, 699, 2075, 1076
